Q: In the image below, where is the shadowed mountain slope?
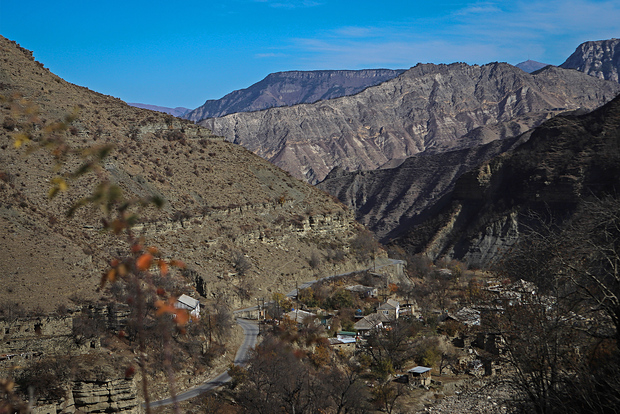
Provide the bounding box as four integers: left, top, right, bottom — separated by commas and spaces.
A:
201, 62, 620, 184
317, 135, 526, 242
184, 69, 405, 122
392, 93, 620, 267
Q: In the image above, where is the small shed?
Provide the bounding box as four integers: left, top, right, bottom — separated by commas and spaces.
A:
408, 366, 432, 386
175, 294, 201, 318
328, 337, 356, 353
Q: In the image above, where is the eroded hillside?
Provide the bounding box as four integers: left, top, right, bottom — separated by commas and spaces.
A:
0, 36, 366, 311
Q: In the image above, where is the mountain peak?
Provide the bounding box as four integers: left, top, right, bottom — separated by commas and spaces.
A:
515, 60, 550, 73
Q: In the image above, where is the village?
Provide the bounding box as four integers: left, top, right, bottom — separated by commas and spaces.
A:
0, 252, 606, 414
228, 257, 553, 411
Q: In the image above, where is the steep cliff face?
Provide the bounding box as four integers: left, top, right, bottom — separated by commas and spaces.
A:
561, 38, 620, 83
184, 69, 405, 121
201, 62, 620, 183
392, 93, 620, 267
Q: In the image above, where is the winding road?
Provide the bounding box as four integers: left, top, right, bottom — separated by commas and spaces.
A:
146, 258, 405, 407
146, 318, 259, 408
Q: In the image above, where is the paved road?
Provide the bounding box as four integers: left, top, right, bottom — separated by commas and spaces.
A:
146, 318, 259, 408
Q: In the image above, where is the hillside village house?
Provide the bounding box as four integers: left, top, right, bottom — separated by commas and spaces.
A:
284, 309, 319, 325
175, 294, 201, 318
377, 299, 400, 320
354, 312, 391, 336
408, 366, 432, 387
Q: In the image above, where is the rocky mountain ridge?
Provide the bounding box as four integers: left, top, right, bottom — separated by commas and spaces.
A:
561, 38, 620, 83
184, 69, 405, 122
201, 62, 620, 183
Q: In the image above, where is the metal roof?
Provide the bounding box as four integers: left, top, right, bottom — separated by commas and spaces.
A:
408, 366, 432, 374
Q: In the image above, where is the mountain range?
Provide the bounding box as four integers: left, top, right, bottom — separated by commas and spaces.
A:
393, 92, 620, 267
127, 103, 190, 117
316, 39, 620, 250
199, 61, 620, 184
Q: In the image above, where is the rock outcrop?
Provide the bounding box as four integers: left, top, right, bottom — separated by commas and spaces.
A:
201, 62, 620, 183
184, 69, 405, 122
561, 38, 620, 83
70, 378, 138, 413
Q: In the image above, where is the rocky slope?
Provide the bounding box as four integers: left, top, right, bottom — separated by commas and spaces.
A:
317, 135, 526, 242
392, 93, 620, 267
561, 38, 620, 83
0, 36, 367, 312
201, 62, 620, 183
184, 69, 405, 122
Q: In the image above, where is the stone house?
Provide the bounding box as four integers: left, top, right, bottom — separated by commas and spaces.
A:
354, 312, 391, 336
377, 299, 400, 320
284, 309, 318, 325
408, 366, 432, 386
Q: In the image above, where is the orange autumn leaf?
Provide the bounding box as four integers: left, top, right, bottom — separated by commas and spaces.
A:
136, 253, 153, 271
110, 258, 120, 267
147, 246, 159, 255
155, 299, 175, 316
157, 260, 169, 276
107, 268, 117, 283
174, 309, 190, 326
170, 260, 186, 269
117, 263, 128, 276
131, 244, 143, 253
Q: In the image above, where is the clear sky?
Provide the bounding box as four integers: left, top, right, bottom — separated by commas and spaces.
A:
1, 0, 619, 109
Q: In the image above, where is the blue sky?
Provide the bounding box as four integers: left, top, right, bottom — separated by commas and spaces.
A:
1, 0, 619, 109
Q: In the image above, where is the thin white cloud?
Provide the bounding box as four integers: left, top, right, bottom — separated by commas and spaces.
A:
255, 52, 288, 58
253, 0, 322, 8
276, 0, 620, 69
